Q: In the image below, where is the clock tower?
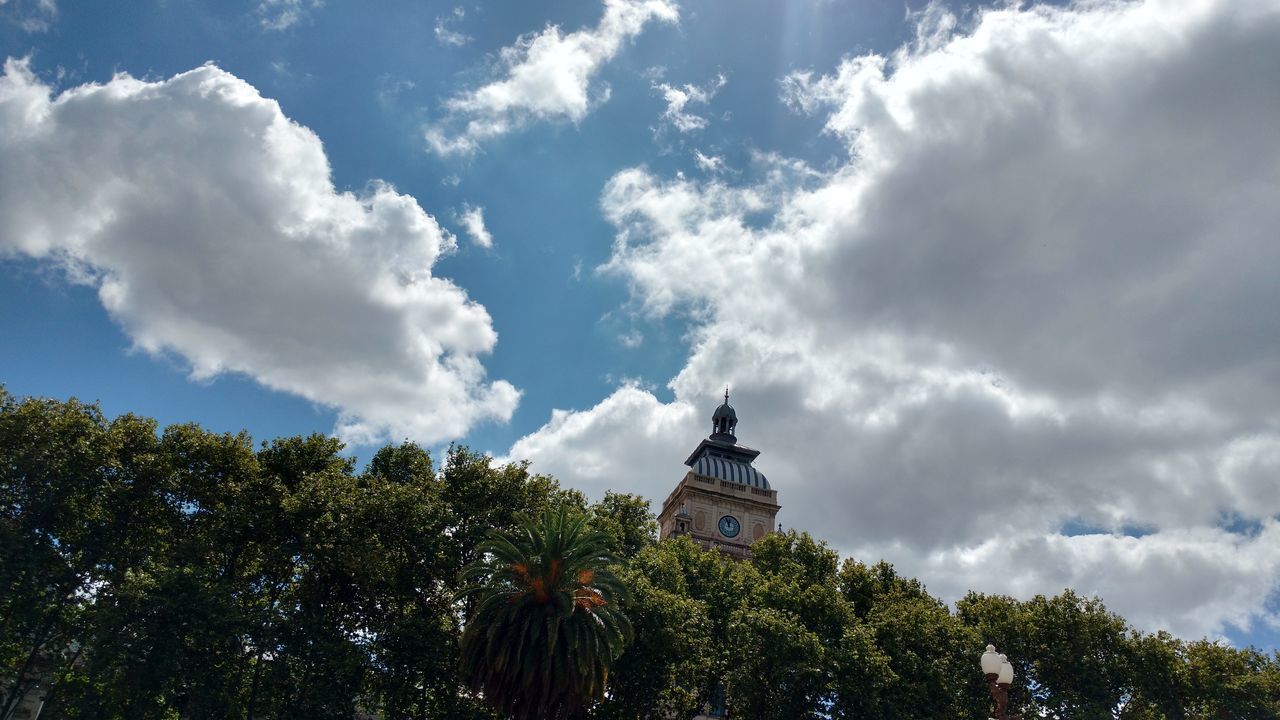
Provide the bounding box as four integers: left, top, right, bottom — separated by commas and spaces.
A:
657, 391, 780, 559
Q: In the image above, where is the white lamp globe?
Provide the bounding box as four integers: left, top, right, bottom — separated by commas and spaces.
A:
981, 645, 1002, 675
997, 656, 1014, 685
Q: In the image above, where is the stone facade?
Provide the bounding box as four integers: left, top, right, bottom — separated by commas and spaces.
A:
657, 470, 779, 558
657, 391, 780, 559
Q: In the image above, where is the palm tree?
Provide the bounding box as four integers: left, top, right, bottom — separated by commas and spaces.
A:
456, 506, 633, 720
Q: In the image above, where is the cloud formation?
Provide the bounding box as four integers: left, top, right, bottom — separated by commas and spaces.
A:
506, 0, 1280, 639
692, 149, 727, 174
425, 0, 679, 155
457, 204, 494, 248
0, 0, 56, 32
653, 72, 725, 134
435, 6, 471, 47
255, 0, 320, 31
0, 59, 519, 445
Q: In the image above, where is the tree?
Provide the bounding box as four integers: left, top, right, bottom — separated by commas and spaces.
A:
827, 619, 897, 719
727, 532, 850, 719
457, 507, 633, 720
0, 391, 109, 719
842, 559, 986, 719
959, 589, 1133, 719
6, 390, 1280, 719
724, 606, 827, 719
1121, 630, 1188, 718
1181, 640, 1280, 719
587, 492, 658, 560
592, 540, 715, 720
358, 442, 492, 719
440, 447, 584, 579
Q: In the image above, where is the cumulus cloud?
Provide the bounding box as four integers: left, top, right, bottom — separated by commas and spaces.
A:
653, 72, 725, 134
915, 524, 1280, 641
425, 0, 679, 155
457, 203, 494, 248
435, 6, 472, 47
505, 385, 697, 499
506, 0, 1280, 639
0, 59, 519, 445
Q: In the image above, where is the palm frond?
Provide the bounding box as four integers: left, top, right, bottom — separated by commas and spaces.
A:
457, 506, 633, 720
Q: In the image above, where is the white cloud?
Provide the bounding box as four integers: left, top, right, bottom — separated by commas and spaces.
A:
653, 72, 725, 134
506, 0, 1280, 639
0, 59, 519, 445
914, 524, 1280, 642
425, 0, 679, 155
0, 0, 56, 32
435, 6, 472, 47
457, 203, 494, 248
505, 385, 697, 499
692, 150, 727, 174
376, 74, 416, 107
618, 329, 644, 348
256, 0, 320, 31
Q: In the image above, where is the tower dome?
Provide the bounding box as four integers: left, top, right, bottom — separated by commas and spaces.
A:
710, 388, 737, 442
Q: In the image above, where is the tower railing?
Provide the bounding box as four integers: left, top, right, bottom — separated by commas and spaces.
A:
681, 471, 778, 500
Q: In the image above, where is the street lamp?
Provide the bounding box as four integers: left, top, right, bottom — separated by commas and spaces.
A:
980, 645, 1020, 720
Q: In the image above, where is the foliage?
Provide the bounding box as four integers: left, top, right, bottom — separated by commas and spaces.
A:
0, 391, 559, 719
590, 562, 712, 720
587, 491, 657, 559
457, 507, 632, 720
2, 389, 1280, 719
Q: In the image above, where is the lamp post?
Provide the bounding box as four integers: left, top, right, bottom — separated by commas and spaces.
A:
980, 645, 1020, 720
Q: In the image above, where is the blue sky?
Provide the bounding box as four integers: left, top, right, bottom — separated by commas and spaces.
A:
4, 0, 1280, 649
0, 0, 919, 451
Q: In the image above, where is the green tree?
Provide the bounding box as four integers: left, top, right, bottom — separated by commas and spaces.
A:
587, 492, 658, 559
1023, 591, 1132, 719
828, 619, 897, 719
647, 535, 755, 715
440, 447, 583, 578
358, 442, 492, 719
1181, 640, 1280, 719
1121, 630, 1188, 718
724, 606, 827, 719
0, 391, 111, 719
592, 539, 715, 720
458, 507, 633, 720
842, 559, 986, 719
9, 390, 1280, 719
727, 532, 848, 718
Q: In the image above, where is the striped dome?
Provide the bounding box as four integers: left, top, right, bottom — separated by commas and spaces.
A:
692, 455, 770, 489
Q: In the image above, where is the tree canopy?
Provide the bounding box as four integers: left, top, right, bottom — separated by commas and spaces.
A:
458, 507, 632, 719
2, 389, 1278, 719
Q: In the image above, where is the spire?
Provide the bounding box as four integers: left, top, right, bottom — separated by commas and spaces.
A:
710, 387, 738, 442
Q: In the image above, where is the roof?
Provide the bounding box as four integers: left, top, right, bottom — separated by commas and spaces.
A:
683, 437, 760, 466
712, 400, 737, 421
690, 454, 770, 489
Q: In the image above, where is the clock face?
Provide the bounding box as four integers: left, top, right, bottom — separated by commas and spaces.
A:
718, 515, 741, 538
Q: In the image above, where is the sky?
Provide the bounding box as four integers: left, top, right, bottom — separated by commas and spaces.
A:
2, 0, 1279, 649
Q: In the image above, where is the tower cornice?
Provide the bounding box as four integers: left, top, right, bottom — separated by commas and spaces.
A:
683, 437, 760, 466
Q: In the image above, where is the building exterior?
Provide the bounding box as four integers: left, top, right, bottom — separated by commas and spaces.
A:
657, 391, 780, 560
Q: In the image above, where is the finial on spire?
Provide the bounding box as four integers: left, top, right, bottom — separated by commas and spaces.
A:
724, 386, 730, 404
